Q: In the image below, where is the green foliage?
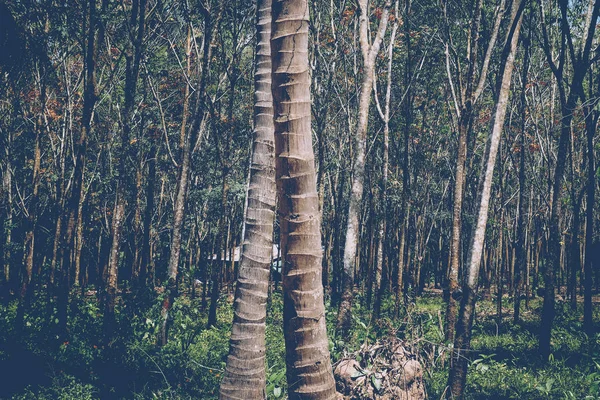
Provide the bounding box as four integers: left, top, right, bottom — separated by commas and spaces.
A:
13, 375, 97, 400
2, 288, 600, 400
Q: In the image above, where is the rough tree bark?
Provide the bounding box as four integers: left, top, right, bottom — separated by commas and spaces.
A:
271, 0, 337, 397
219, 1, 276, 398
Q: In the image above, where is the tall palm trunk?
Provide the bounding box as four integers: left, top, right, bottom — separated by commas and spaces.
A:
219, 1, 276, 398
271, 0, 337, 398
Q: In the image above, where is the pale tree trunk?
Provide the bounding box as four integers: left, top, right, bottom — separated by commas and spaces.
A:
373, 0, 399, 318
338, 0, 389, 336
219, 1, 276, 398
444, 0, 483, 342
271, 0, 337, 398
447, 1, 524, 397
444, 0, 506, 342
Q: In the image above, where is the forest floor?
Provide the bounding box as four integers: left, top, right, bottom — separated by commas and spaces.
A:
0, 286, 599, 399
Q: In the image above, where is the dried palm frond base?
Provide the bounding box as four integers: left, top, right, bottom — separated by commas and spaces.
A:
334, 337, 426, 400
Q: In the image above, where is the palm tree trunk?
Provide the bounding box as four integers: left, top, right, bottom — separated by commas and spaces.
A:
271, 0, 337, 397
220, 4, 276, 397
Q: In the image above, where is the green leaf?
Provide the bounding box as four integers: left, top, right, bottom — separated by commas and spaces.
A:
273, 387, 282, 397
546, 378, 554, 392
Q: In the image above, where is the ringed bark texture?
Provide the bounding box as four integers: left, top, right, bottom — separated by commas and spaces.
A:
271, 0, 337, 398
219, 0, 276, 398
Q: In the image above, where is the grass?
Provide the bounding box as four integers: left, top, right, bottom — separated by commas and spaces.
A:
1, 287, 599, 399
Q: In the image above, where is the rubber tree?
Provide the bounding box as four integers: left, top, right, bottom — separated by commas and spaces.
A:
443, 0, 506, 341
337, 0, 390, 336
446, 0, 525, 397
219, 0, 276, 398
537, 0, 600, 359
514, 18, 530, 323
104, 0, 147, 339
162, 3, 220, 342
59, 0, 99, 339
582, 67, 599, 335
372, 0, 399, 319
271, 0, 337, 397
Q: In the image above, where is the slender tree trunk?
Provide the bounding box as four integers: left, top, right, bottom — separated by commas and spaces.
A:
444, 0, 482, 341
3, 139, 12, 289
395, 0, 412, 317
373, 2, 398, 317
59, 0, 98, 338
17, 86, 43, 329
140, 130, 157, 286
271, 0, 337, 397
104, 0, 146, 338
104, 200, 124, 338
538, 0, 600, 359
207, 172, 230, 328
448, 2, 524, 396
161, 5, 217, 342
337, 0, 389, 336
583, 71, 598, 334
540, 91, 577, 358
514, 28, 530, 323
496, 208, 505, 327
569, 191, 582, 310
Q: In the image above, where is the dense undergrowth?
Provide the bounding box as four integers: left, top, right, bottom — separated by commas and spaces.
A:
1, 287, 599, 399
